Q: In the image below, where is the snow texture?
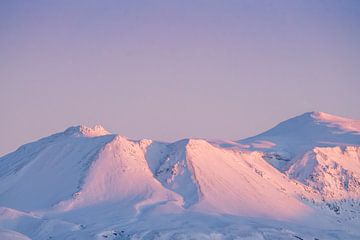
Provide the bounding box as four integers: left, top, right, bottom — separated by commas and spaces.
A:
0, 112, 359, 239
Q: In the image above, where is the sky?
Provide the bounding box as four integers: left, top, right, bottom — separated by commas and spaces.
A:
1, 0, 360, 156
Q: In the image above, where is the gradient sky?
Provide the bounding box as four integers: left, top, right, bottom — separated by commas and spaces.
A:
1, 0, 360, 156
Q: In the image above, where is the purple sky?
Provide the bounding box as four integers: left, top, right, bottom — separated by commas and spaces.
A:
1, 0, 360, 156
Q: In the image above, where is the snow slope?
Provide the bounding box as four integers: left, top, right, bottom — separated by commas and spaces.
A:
0, 126, 115, 211
0, 112, 359, 239
236, 112, 360, 198
238, 111, 359, 155
288, 146, 360, 200
55, 135, 184, 213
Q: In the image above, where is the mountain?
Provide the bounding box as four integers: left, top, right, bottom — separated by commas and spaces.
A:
239, 111, 360, 154
237, 112, 360, 201
0, 112, 359, 240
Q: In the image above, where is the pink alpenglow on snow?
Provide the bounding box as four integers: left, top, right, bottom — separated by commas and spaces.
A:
313, 112, 360, 134
0, 112, 359, 239
1, 1, 359, 238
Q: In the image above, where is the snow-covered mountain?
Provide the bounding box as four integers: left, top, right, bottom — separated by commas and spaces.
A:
237, 112, 360, 201
0, 112, 359, 240
238, 111, 359, 155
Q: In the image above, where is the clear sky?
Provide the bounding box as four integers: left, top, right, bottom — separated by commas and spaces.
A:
1, 0, 359, 156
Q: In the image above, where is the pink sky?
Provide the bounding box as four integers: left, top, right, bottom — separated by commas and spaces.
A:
0, 0, 359, 156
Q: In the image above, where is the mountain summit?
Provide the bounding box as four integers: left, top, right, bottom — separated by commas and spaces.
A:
0, 112, 359, 239
63, 124, 111, 137
239, 111, 360, 153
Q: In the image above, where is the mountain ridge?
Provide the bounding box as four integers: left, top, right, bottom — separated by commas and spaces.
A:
0, 111, 359, 239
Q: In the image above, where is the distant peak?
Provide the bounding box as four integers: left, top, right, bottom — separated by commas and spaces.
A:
310, 112, 360, 133
293, 111, 357, 124
310, 111, 349, 121
301, 111, 353, 121
303, 111, 334, 119
298, 111, 330, 119
64, 125, 110, 137
261, 111, 360, 137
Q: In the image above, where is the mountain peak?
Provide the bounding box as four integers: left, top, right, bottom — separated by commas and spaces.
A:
238, 111, 360, 155
296, 111, 344, 121
267, 111, 360, 134
64, 124, 110, 137
305, 111, 360, 133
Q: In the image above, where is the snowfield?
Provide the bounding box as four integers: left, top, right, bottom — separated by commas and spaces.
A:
0, 112, 359, 239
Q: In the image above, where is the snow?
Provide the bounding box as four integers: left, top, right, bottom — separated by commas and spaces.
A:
313, 112, 360, 134
63, 125, 110, 137
288, 146, 360, 200
0, 132, 115, 211
0, 229, 31, 240
56, 135, 183, 212
0, 112, 359, 239
183, 139, 311, 219
238, 111, 360, 169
